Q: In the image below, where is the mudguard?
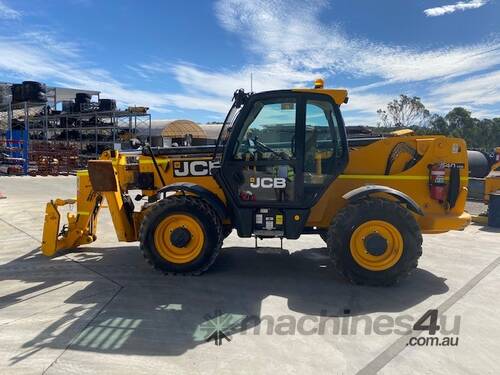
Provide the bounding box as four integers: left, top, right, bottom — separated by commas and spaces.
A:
343, 185, 424, 216
156, 183, 227, 220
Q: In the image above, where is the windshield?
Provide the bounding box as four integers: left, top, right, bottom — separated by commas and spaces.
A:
214, 89, 250, 154
215, 103, 241, 150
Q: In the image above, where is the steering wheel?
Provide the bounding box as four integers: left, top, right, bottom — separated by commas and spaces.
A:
247, 136, 289, 160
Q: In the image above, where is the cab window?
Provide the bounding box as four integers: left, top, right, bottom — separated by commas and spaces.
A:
304, 100, 342, 185
234, 98, 296, 161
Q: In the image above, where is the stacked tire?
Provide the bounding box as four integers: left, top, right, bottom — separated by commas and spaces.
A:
11, 84, 24, 103
98, 99, 116, 111
22, 81, 47, 102
11, 81, 47, 103
74, 93, 91, 112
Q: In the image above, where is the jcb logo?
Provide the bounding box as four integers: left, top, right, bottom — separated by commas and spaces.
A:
250, 177, 287, 189
173, 160, 220, 177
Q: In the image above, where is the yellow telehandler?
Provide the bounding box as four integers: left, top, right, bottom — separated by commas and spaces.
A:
41, 81, 471, 286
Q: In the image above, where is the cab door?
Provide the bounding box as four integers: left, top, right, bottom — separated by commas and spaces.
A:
302, 98, 348, 205
227, 94, 302, 205
217, 90, 347, 238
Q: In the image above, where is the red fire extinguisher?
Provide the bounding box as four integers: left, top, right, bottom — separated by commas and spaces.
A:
429, 164, 447, 202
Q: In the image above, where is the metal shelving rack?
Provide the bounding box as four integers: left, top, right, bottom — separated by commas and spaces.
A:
0, 101, 44, 174
29, 110, 151, 160
0, 101, 151, 173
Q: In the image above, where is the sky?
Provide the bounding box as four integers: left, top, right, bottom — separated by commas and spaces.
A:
0, 0, 499, 125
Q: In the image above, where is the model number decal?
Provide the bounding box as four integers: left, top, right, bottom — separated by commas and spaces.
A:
442, 163, 465, 169
173, 160, 220, 177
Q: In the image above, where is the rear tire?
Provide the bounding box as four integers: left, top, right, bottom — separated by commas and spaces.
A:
328, 198, 422, 286
139, 196, 223, 275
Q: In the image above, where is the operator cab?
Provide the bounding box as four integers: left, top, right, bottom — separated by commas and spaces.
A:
215, 83, 349, 239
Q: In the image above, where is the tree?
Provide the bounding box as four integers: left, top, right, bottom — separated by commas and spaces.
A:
377, 95, 430, 128
445, 107, 473, 130
427, 108, 498, 151
429, 114, 449, 134
375, 96, 498, 151
445, 107, 480, 147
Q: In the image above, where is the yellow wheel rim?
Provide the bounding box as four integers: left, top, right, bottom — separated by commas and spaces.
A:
350, 220, 403, 271
154, 214, 204, 264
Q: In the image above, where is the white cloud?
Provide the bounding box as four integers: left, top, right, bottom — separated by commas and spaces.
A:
210, 0, 500, 119
0, 34, 239, 118
0, 35, 176, 112
342, 92, 394, 114
0, 34, 247, 114
429, 70, 500, 106
0, 0, 20, 19
215, 0, 500, 84
163, 93, 230, 113
424, 0, 489, 17
0, 0, 498, 122
168, 62, 396, 120
127, 62, 170, 80
170, 63, 312, 96
347, 42, 500, 83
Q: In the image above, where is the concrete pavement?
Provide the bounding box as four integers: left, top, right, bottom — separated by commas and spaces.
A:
0, 176, 498, 374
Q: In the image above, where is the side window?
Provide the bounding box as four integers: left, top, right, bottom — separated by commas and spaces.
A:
305, 100, 342, 185
234, 99, 296, 161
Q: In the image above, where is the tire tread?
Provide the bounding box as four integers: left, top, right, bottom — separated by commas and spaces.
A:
327, 198, 422, 286
138, 195, 223, 276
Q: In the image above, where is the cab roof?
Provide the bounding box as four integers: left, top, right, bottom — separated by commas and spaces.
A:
247, 88, 349, 106
293, 88, 349, 105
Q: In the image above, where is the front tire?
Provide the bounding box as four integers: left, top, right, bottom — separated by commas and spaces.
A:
139, 196, 223, 275
328, 198, 422, 286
